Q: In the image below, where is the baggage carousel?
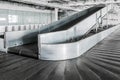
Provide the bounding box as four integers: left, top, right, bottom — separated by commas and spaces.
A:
6, 4, 107, 60
0, 27, 120, 80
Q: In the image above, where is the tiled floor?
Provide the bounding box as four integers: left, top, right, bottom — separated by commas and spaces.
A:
1, 28, 120, 80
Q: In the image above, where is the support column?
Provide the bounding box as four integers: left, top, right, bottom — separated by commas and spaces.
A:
96, 13, 99, 32
100, 10, 102, 28
55, 8, 59, 21
106, 4, 109, 28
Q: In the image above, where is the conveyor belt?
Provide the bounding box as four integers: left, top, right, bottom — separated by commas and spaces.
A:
0, 28, 120, 80
8, 43, 38, 59
52, 6, 103, 32
40, 4, 105, 33
0, 35, 4, 38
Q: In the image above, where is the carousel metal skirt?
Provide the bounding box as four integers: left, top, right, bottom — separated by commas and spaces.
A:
0, 28, 120, 80
39, 25, 119, 60
7, 25, 119, 60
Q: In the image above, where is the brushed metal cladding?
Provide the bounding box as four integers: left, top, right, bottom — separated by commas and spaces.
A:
4, 29, 40, 48
40, 5, 111, 44
39, 25, 119, 60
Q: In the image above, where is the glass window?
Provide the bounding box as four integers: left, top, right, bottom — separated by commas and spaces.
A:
8, 15, 18, 23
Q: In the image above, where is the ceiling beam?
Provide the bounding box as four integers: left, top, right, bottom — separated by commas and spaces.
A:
9, 0, 81, 11
69, 1, 120, 6
7, 0, 120, 12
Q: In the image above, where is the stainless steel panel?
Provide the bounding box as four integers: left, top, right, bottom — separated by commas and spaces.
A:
5, 29, 40, 48
74, 13, 96, 36
40, 29, 75, 44
39, 25, 119, 60
40, 31, 66, 43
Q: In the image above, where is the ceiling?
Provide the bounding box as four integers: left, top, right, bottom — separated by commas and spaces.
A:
2, 0, 120, 11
